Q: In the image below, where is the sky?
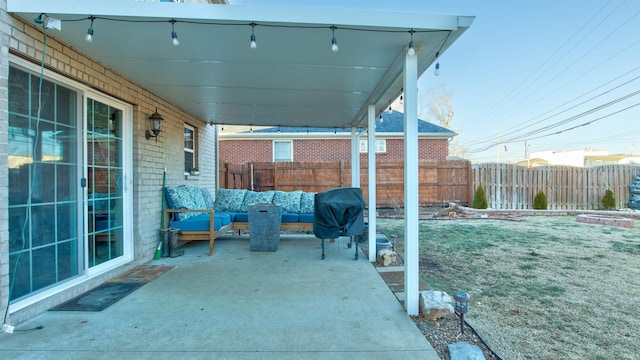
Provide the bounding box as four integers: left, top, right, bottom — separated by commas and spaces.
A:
230, 0, 640, 163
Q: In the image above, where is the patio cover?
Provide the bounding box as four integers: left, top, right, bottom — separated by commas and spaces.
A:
8, 0, 473, 129
7, 0, 474, 316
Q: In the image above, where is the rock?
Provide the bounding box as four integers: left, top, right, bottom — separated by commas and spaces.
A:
376, 249, 397, 267
419, 291, 454, 320
448, 341, 485, 360
629, 174, 640, 209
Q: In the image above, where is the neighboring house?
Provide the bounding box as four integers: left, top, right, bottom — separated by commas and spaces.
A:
584, 154, 640, 167
219, 110, 456, 163
517, 149, 639, 167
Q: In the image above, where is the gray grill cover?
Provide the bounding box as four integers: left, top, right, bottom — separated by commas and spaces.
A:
313, 187, 365, 239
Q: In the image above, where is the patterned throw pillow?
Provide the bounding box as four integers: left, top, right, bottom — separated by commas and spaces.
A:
241, 190, 276, 212
272, 190, 303, 213
165, 185, 205, 221
299, 192, 316, 214
186, 185, 207, 210
200, 188, 216, 209
214, 189, 248, 212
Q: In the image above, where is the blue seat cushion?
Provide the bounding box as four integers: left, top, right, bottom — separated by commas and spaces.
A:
234, 212, 249, 222
170, 213, 230, 232
215, 212, 234, 225
281, 212, 299, 222
298, 213, 314, 223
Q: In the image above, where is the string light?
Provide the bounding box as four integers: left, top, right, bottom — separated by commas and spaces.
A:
330, 25, 338, 52
170, 19, 179, 46
434, 51, 440, 76
407, 29, 415, 56
85, 16, 95, 42
66, 16, 452, 55
250, 22, 257, 49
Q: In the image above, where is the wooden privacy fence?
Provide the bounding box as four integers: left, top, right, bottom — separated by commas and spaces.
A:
220, 160, 473, 208
472, 164, 640, 210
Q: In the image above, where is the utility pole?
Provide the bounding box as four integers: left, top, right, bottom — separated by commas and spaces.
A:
454, 128, 461, 156
497, 133, 501, 163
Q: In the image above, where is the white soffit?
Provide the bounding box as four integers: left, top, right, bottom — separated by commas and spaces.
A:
8, 0, 473, 129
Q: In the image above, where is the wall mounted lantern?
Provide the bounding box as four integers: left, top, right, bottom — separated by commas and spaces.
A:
145, 108, 164, 141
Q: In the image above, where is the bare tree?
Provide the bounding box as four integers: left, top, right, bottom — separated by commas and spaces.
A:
420, 86, 468, 158
426, 85, 454, 129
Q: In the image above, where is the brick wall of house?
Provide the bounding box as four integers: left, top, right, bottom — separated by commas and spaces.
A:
220, 138, 450, 163
1, 11, 214, 324
219, 140, 273, 163
0, 4, 9, 327
295, 139, 351, 161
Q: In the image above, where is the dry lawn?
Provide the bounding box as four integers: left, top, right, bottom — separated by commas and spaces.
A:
376, 216, 640, 360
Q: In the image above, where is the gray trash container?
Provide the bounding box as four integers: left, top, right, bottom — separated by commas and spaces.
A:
249, 204, 282, 251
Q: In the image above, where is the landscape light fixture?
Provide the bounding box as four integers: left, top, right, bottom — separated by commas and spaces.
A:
86, 16, 95, 42
250, 22, 257, 49
330, 26, 339, 52
170, 19, 179, 46
145, 108, 164, 141
453, 291, 471, 334
407, 29, 416, 56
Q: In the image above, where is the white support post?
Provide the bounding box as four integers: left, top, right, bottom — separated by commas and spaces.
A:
403, 52, 419, 315
351, 127, 360, 188
367, 104, 377, 262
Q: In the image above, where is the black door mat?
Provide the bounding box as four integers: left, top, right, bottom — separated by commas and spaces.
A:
50, 282, 144, 312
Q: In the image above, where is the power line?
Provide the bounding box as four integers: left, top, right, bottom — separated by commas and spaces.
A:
500, 9, 640, 118
464, 67, 640, 146
522, 102, 640, 141
497, 90, 640, 143
471, 0, 619, 124
466, 91, 640, 152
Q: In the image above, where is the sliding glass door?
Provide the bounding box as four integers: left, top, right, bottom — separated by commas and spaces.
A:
86, 99, 125, 267
8, 66, 82, 300
8, 63, 132, 303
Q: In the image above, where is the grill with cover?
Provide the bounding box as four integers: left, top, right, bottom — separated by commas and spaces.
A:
313, 187, 365, 259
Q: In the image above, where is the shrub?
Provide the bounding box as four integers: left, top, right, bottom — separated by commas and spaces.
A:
602, 189, 616, 210
472, 183, 488, 209
533, 191, 547, 210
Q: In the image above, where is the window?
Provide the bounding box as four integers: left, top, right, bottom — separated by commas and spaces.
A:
273, 140, 293, 162
184, 124, 196, 173
359, 139, 386, 153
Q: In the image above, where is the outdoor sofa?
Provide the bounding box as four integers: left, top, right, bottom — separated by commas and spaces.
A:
163, 186, 315, 255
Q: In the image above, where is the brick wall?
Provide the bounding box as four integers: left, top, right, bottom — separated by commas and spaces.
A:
220, 138, 450, 163
1, 10, 214, 324
0, 3, 10, 327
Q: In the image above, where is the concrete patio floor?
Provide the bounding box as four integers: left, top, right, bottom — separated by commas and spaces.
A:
0, 235, 439, 359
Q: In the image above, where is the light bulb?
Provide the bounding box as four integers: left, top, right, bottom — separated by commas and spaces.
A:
330, 26, 338, 52
434, 62, 440, 76
170, 20, 179, 46
171, 31, 180, 46
407, 40, 415, 56
250, 23, 257, 49
86, 17, 95, 42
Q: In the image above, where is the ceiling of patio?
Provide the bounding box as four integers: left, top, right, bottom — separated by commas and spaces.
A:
8, 1, 473, 129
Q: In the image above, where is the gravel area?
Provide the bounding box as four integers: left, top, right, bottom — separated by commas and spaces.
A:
413, 315, 499, 359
